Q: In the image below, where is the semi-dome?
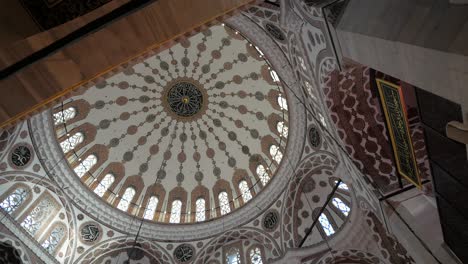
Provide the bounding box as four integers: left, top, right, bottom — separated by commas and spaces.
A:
52, 24, 290, 224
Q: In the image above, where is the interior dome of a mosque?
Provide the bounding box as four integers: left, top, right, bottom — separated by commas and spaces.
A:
51, 23, 290, 224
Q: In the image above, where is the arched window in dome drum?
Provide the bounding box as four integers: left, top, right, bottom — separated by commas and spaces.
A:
117, 187, 135, 212
143, 196, 158, 220
53, 107, 76, 125
60, 132, 84, 154
270, 69, 280, 82
335, 180, 349, 191
0, 187, 29, 214
332, 197, 350, 216
256, 165, 270, 186
276, 121, 288, 138
225, 247, 241, 264
195, 198, 205, 222
238, 180, 252, 203
169, 200, 182, 223
74, 155, 98, 178
41, 224, 65, 255
254, 46, 264, 57
319, 213, 335, 236
269, 145, 283, 164
21, 196, 55, 235
249, 247, 263, 264
94, 174, 114, 197
218, 192, 230, 216
277, 95, 288, 111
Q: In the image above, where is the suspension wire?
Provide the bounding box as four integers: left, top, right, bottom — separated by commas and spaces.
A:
299, 179, 341, 259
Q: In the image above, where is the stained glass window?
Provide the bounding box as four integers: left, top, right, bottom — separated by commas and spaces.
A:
319, 213, 335, 236
60, 132, 84, 154
53, 107, 76, 125
226, 247, 241, 264
256, 165, 270, 186
335, 181, 349, 191
277, 121, 288, 138
74, 155, 97, 178
169, 200, 182, 223
270, 70, 280, 82
143, 196, 159, 220
195, 198, 205, 222
269, 145, 283, 164
277, 95, 288, 111
42, 225, 65, 254
250, 247, 263, 264
332, 198, 350, 216
218, 192, 230, 216
21, 197, 54, 235
94, 174, 114, 197
0, 187, 28, 214
117, 187, 135, 212
239, 181, 252, 203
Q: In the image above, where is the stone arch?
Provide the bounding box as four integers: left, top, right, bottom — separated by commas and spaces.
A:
76, 237, 172, 264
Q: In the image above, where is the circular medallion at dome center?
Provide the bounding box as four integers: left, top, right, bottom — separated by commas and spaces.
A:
167, 82, 203, 117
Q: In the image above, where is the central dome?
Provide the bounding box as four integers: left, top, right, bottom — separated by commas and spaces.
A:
52, 24, 290, 224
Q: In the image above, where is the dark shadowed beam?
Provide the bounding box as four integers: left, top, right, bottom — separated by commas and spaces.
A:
0, 0, 258, 128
